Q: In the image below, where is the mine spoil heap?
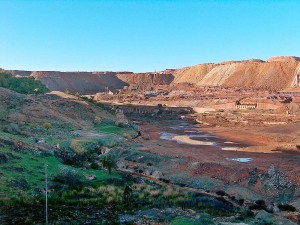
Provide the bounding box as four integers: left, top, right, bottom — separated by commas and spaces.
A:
6, 56, 300, 94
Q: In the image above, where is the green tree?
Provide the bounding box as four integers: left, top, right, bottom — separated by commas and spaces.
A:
102, 155, 115, 175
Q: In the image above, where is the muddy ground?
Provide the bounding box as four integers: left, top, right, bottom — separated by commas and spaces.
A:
118, 114, 300, 208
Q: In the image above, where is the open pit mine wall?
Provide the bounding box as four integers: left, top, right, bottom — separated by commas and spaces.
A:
7, 70, 174, 94
173, 56, 300, 91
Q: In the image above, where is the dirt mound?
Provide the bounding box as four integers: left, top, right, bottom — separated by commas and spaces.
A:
173, 56, 300, 91
7, 71, 174, 94
173, 64, 217, 84
32, 71, 128, 94
117, 73, 174, 88
6, 55, 300, 92
267, 56, 300, 62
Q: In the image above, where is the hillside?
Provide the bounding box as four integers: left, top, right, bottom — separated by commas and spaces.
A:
116, 72, 174, 89
173, 56, 300, 91
5, 56, 300, 93
8, 70, 174, 94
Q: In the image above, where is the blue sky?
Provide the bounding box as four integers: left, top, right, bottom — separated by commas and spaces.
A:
1, 0, 299, 72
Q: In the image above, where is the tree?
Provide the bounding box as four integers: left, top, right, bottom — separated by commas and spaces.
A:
102, 155, 115, 175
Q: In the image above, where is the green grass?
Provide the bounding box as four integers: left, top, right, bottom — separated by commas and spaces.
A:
171, 218, 195, 225
0, 131, 34, 144
93, 121, 136, 137
0, 145, 119, 198
171, 214, 214, 225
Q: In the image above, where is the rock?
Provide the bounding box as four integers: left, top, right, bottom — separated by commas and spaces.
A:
266, 204, 274, 213
84, 174, 96, 180
37, 138, 46, 144
94, 116, 102, 124
255, 210, 274, 223
115, 109, 129, 127
151, 170, 163, 179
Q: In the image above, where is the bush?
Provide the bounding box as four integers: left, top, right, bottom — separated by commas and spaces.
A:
237, 198, 245, 205
54, 166, 82, 186
54, 146, 88, 167
90, 162, 100, 170
75, 92, 81, 98
278, 203, 296, 212
4, 123, 21, 135
249, 200, 266, 210
0, 72, 48, 94
216, 190, 227, 196
96, 102, 105, 108
43, 122, 52, 130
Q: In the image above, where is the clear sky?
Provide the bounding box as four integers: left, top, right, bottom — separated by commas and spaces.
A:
1, 0, 299, 72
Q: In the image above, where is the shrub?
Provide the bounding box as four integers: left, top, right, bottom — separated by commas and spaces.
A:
43, 122, 52, 130
29, 123, 37, 129
0, 72, 48, 94
54, 166, 82, 186
278, 203, 296, 212
237, 198, 245, 205
216, 190, 226, 196
90, 162, 100, 170
4, 123, 21, 135
249, 200, 266, 210
75, 92, 81, 98
96, 102, 105, 108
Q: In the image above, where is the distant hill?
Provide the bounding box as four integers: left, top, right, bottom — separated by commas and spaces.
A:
173, 56, 300, 91
6, 70, 174, 94
4, 56, 300, 93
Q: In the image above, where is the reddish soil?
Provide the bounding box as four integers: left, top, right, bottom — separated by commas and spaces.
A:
134, 119, 300, 200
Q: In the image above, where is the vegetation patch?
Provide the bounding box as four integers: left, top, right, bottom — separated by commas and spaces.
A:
0, 72, 48, 94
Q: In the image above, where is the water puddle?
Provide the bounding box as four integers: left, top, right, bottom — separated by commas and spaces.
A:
224, 141, 236, 144
160, 121, 246, 149
225, 158, 253, 163
222, 147, 240, 151
160, 132, 175, 141
160, 132, 215, 145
